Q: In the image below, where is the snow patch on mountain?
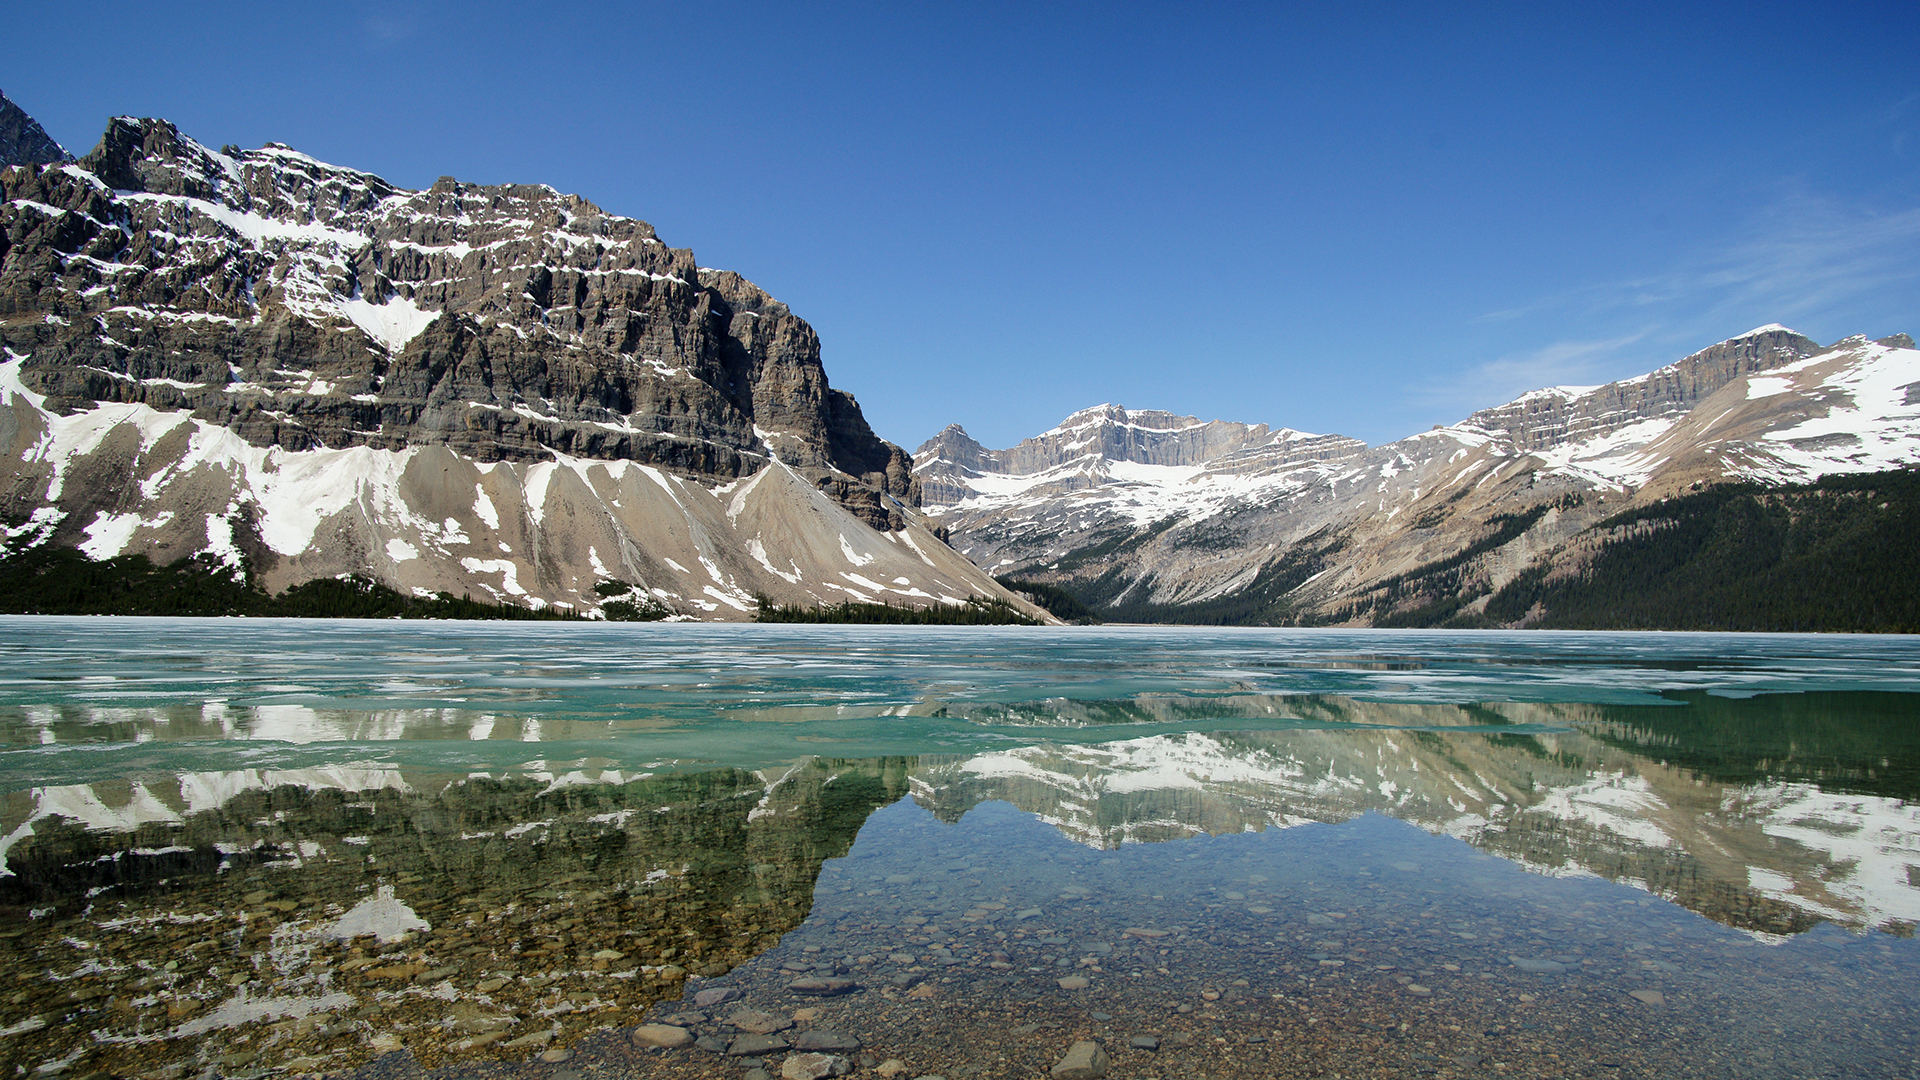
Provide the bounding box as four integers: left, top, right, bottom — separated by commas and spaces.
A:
340, 295, 440, 353
1752, 340, 1920, 480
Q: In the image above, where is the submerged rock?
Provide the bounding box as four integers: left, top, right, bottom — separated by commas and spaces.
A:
632, 1024, 694, 1049
1051, 1040, 1110, 1079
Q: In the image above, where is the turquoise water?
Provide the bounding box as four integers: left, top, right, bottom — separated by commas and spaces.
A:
7, 618, 1920, 783
2, 618, 1919, 1078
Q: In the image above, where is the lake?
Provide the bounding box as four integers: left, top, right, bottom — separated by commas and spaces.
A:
2, 618, 1918, 1079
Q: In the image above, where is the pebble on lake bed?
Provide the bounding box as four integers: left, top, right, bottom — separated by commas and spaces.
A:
789, 977, 860, 996
1510, 955, 1568, 974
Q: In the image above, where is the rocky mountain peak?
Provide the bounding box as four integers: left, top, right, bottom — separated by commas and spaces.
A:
922, 405, 1296, 479
914, 423, 992, 466
1457, 324, 1823, 454
0, 92, 68, 168
0, 113, 917, 529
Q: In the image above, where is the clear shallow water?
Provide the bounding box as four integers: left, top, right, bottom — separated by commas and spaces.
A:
0, 618, 1917, 1078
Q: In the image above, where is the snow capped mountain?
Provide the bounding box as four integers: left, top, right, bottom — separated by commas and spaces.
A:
916, 405, 1366, 520
920, 326, 1920, 623
0, 108, 1039, 619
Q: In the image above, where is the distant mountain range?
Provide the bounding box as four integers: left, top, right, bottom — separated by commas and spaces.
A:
0, 93, 1041, 621
4, 91, 1915, 628
917, 327, 1920, 628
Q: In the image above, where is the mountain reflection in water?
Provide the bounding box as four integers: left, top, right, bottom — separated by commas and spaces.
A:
2, 689, 1918, 1076
922, 691, 1920, 935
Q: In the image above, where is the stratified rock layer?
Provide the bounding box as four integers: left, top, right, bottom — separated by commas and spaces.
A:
0, 106, 1037, 618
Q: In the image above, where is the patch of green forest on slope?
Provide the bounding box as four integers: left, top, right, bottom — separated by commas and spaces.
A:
753, 593, 1040, 625
1479, 469, 1920, 632
0, 543, 583, 620
994, 577, 1099, 623
1004, 469, 1920, 631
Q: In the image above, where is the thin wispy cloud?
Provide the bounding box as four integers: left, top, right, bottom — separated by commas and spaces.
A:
1416, 330, 1659, 418
363, 8, 422, 49
1690, 199, 1920, 318
1475, 195, 1919, 335
1418, 183, 1919, 436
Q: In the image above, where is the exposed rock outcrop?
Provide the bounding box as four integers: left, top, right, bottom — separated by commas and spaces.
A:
0, 92, 67, 168
2, 117, 908, 507
0, 104, 1040, 619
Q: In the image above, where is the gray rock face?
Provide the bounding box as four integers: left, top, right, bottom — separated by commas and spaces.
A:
0, 92, 68, 168
914, 406, 1367, 507
0, 114, 911, 525
1456, 326, 1820, 453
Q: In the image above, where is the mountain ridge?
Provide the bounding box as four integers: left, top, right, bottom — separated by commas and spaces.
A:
0, 91, 68, 169
0, 104, 1044, 621
920, 325, 1920, 627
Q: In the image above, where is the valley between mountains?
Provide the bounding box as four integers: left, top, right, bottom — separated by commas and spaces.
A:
3, 93, 1917, 628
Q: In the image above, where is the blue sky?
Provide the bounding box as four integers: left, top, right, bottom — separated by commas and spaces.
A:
8, 2, 1918, 450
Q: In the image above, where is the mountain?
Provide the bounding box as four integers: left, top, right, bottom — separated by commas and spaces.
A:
0, 106, 1041, 620
0, 91, 68, 168
919, 327, 1920, 627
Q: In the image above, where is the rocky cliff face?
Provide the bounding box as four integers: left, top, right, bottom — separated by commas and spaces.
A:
2, 116, 910, 505
0, 107, 1038, 619
0, 92, 67, 168
922, 327, 1919, 623
1457, 326, 1820, 453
